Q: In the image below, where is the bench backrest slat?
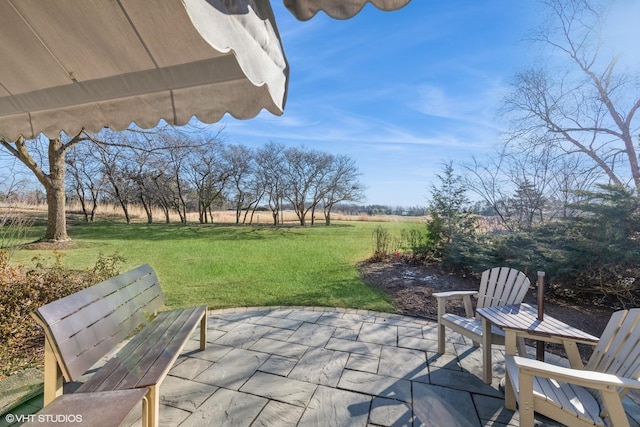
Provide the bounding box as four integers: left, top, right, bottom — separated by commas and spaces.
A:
57, 287, 163, 372
31, 264, 165, 381
47, 273, 159, 343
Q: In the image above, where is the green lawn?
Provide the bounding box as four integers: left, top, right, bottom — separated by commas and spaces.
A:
10, 220, 420, 311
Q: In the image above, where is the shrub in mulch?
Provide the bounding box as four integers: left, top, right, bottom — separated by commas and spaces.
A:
0, 251, 124, 379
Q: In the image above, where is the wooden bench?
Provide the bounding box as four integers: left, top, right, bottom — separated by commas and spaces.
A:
31, 264, 207, 427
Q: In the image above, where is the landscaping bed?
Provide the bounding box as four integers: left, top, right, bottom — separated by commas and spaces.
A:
359, 260, 614, 359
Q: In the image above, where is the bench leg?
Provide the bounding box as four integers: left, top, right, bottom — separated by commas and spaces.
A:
141, 394, 149, 427
200, 311, 207, 351
143, 385, 160, 427
43, 338, 63, 406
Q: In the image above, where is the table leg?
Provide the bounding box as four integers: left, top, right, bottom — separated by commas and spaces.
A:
482, 316, 492, 384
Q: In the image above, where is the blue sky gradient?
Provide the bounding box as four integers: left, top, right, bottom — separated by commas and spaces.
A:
211, 1, 542, 206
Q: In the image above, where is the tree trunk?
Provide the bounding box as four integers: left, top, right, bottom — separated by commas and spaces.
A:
324, 204, 333, 226
44, 138, 69, 241
89, 198, 98, 222
140, 196, 153, 224
44, 177, 69, 241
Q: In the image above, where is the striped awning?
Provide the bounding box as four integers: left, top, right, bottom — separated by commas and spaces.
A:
0, 0, 409, 140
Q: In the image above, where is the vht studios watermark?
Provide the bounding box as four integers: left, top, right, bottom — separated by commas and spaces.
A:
5, 413, 83, 424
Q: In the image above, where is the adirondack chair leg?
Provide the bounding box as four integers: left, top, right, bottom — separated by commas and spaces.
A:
600, 389, 630, 427
518, 370, 535, 427
200, 312, 207, 351
43, 338, 63, 406
504, 371, 517, 411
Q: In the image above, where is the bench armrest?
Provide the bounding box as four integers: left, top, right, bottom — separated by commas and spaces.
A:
512, 355, 640, 391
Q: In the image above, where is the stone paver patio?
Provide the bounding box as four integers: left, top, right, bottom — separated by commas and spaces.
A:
5, 306, 640, 426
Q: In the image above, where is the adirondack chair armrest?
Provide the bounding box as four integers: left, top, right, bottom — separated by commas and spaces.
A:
433, 290, 478, 301
512, 356, 640, 391
434, 290, 478, 319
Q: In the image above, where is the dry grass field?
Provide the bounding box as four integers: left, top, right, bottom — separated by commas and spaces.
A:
2, 201, 427, 225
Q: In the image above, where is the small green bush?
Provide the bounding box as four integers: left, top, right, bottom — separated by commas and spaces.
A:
369, 225, 404, 262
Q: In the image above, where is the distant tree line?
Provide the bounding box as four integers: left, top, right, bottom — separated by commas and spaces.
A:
63, 129, 365, 226
331, 204, 427, 217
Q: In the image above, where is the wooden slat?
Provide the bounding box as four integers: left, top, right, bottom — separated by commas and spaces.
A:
479, 267, 496, 307
587, 310, 626, 371
37, 264, 158, 323
494, 267, 511, 303
47, 274, 160, 341
47, 271, 162, 342
505, 269, 530, 304
112, 309, 195, 389
63, 303, 157, 381
33, 264, 166, 381
479, 304, 600, 343
134, 306, 205, 387
512, 271, 531, 304
598, 310, 640, 375
507, 268, 522, 301
476, 267, 530, 310
78, 306, 206, 392
75, 313, 169, 392
57, 286, 162, 360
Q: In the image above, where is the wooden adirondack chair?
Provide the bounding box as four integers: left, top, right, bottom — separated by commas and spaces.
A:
434, 267, 531, 383
505, 308, 640, 427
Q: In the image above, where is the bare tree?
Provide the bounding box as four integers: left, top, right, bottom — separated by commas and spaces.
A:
157, 133, 195, 223
283, 147, 332, 226
96, 142, 135, 223
464, 139, 597, 230
186, 140, 230, 224
224, 144, 256, 225
129, 147, 159, 224
66, 144, 105, 222
504, 0, 640, 197
0, 132, 92, 241
256, 142, 286, 225
322, 154, 365, 226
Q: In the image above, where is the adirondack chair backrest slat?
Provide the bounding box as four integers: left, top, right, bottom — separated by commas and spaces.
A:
586, 309, 640, 376
476, 267, 530, 310
583, 309, 640, 413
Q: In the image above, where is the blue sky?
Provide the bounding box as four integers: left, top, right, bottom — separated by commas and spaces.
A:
211, 1, 542, 207
0, 1, 549, 207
